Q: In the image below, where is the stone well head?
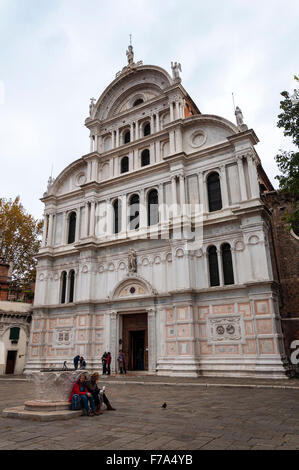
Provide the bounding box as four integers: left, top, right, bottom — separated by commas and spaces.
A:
27, 370, 91, 403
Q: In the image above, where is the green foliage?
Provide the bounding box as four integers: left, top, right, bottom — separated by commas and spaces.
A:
0, 196, 43, 288
275, 76, 299, 230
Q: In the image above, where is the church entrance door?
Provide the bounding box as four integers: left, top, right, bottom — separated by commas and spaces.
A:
122, 313, 148, 371
5, 350, 17, 374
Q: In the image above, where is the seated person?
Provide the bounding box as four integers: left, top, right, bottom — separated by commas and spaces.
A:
69, 373, 99, 416
85, 372, 116, 414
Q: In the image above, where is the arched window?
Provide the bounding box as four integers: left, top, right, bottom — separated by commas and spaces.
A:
68, 212, 76, 244
121, 156, 129, 174
221, 243, 234, 285
61, 271, 67, 304
144, 123, 151, 136
129, 194, 140, 230
124, 130, 130, 144
133, 98, 143, 107
141, 149, 150, 167
208, 246, 220, 287
113, 199, 122, 234
69, 270, 75, 303
207, 172, 222, 212
147, 189, 159, 226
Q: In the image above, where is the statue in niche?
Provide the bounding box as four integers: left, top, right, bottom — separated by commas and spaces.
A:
128, 248, 137, 273
171, 62, 182, 80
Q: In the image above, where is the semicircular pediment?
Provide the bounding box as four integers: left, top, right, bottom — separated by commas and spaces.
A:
110, 275, 157, 299
93, 66, 172, 121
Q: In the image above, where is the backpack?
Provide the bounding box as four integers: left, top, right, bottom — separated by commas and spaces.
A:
71, 394, 81, 411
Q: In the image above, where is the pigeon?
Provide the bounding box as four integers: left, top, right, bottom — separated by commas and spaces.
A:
161, 403, 167, 409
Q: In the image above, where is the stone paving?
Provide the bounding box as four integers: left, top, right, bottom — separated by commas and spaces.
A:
0, 377, 299, 450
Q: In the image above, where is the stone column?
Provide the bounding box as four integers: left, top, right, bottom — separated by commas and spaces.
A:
220, 164, 229, 208
179, 173, 186, 216
155, 141, 161, 162
175, 101, 180, 120
90, 201, 96, 236
171, 175, 178, 218
198, 171, 207, 213
135, 121, 139, 140
156, 114, 160, 133
42, 214, 48, 247
109, 158, 114, 178
90, 135, 94, 153
140, 188, 146, 230
121, 194, 127, 234
116, 128, 120, 148
150, 115, 154, 133
110, 311, 118, 373
247, 153, 260, 199
47, 213, 54, 246
150, 142, 155, 163
130, 122, 134, 142
82, 203, 88, 238
237, 156, 247, 201
147, 308, 157, 372
217, 247, 224, 286
75, 208, 81, 242
111, 131, 115, 149
159, 183, 165, 224
176, 127, 183, 153
169, 102, 174, 122
61, 211, 68, 244
106, 199, 112, 236
231, 247, 238, 285
169, 130, 175, 154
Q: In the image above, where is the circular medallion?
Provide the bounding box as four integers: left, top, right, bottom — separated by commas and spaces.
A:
216, 325, 225, 335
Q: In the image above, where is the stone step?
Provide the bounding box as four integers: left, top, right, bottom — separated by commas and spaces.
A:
24, 401, 70, 412
2, 406, 82, 421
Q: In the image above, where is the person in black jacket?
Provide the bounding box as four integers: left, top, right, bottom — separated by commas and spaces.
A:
79, 356, 86, 369
73, 355, 80, 370
85, 372, 116, 414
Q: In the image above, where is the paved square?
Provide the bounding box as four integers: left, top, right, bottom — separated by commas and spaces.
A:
0, 378, 299, 450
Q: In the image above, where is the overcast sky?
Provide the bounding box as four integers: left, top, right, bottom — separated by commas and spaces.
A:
0, 0, 298, 220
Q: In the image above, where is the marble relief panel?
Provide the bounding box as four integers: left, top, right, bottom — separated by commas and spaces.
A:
238, 303, 252, 318
166, 308, 175, 324
178, 342, 191, 355
177, 324, 191, 338
256, 319, 273, 335
199, 341, 213, 355
242, 339, 257, 355
166, 342, 176, 356
213, 304, 235, 315
259, 339, 275, 354
215, 345, 239, 355
198, 306, 210, 320
254, 300, 270, 315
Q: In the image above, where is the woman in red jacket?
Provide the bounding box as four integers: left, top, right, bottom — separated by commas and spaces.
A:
69, 373, 97, 416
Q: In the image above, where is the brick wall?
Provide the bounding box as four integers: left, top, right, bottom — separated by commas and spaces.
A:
263, 191, 299, 371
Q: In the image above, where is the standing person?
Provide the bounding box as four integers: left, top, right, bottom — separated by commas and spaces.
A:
79, 356, 86, 369
101, 352, 107, 375
85, 372, 116, 413
73, 354, 80, 370
69, 373, 96, 416
106, 352, 111, 375
117, 350, 126, 374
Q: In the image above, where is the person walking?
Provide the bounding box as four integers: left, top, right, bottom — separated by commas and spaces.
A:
117, 350, 126, 375
101, 352, 107, 375
73, 354, 80, 370
106, 352, 112, 375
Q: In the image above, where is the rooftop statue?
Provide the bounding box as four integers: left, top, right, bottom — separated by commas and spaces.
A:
171, 61, 182, 81
235, 106, 248, 131
89, 97, 96, 117
126, 45, 134, 66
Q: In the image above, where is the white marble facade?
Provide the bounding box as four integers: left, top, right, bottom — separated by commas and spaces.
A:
25, 50, 288, 378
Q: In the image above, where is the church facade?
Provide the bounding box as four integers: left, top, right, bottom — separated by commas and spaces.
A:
25, 48, 289, 378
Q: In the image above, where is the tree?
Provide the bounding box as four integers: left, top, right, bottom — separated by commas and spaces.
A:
0, 196, 43, 289
275, 76, 299, 232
